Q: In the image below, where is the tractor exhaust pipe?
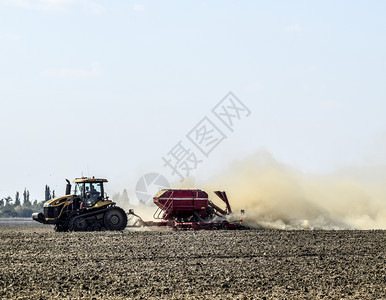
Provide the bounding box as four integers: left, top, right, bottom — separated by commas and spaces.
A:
65, 179, 71, 195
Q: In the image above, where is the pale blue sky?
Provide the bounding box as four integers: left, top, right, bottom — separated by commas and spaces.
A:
1, 0, 386, 201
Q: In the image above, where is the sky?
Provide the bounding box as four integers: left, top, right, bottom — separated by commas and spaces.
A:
1, 0, 386, 203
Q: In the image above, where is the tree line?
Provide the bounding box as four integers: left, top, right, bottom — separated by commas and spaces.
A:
112, 189, 130, 204
0, 185, 55, 218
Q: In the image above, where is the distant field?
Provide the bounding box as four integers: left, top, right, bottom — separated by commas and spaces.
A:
0, 218, 34, 224
0, 221, 385, 299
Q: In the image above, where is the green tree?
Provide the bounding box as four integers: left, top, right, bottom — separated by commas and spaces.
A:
1, 196, 15, 217
32, 199, 44, 211
52, 190, 56, 199
119, 189, 130, 204
45, 185, 51, 201
23, 188, 31, 206
4, 196, 12, 206
14, 205, 33, 217
15, 192, 21, 206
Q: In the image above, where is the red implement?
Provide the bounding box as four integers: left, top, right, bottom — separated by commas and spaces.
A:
127, 189, 246, 230
146, 189, 246, 230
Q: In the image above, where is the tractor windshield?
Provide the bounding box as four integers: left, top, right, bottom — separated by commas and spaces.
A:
74, 182, 85, 197
74, 182, 104, 207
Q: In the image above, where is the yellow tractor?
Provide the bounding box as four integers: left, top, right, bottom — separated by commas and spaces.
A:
32, 177, 127, 232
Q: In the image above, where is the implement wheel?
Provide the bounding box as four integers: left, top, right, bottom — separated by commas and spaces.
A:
103, 207, 127, 231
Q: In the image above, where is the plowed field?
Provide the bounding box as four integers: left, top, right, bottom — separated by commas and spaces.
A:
0, 220, 385, 299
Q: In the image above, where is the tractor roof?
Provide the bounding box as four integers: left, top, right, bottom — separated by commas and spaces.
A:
73, 177, 108, 183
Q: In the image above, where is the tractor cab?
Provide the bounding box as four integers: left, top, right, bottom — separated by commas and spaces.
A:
72, 178, 108, 208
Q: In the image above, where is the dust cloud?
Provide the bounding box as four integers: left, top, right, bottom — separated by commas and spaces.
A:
203, 151, 386, 230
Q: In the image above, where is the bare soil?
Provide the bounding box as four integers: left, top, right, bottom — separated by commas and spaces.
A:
0, 220, 385, 299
